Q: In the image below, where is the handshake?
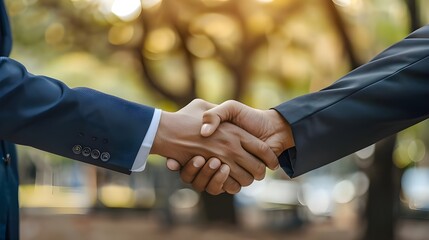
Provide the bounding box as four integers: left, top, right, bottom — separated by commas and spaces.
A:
149, 99, 295, 196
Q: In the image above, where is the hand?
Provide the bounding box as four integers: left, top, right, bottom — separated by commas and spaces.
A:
201, 100, 295, 156
166, 100, 295, 194
171, 156, 232, 195
151, 99, 278, 187
167, 158, 241, 194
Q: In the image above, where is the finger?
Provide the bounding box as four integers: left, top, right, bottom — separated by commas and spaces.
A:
240, 132, 279, 171
227, 158, 256, 186
166, 158, 182, 171
201, 100, 242, 137
179, 156, 206, 184
218, 126, 270, 181
205, 164, 230, 195
191, 98, 216, 110
192, 158, 222, 192
223, 176, 241, 194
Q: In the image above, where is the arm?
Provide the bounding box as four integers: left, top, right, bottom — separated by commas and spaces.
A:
0, 58, 278, 183
0, 57, 154, 173
275, 24, 429, 177
205, 25, 429, 178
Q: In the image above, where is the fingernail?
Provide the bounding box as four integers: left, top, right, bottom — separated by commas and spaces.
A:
201, 124, 211, 136
193, 158, 204, 168
220, 164, 230, 173
166, 160, 181, 171
274, 164, 280, 170
209, 159, 221, 169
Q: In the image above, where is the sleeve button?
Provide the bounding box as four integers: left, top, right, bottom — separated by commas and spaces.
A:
82, 147, 91, 157
100, 152, 110, 162
91, 149, 101, 159
72, 145, 82, 155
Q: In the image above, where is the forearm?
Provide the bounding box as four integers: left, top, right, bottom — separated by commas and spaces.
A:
0, 57, 154, 173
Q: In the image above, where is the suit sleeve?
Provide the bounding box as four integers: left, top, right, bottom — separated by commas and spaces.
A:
0, 57, 155, 174
274, 25, 429, 178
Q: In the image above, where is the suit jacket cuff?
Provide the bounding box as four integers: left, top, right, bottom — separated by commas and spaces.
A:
131, 109, 161, 172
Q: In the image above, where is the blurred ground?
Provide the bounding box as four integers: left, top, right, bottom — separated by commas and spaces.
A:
19, 211, 429, 240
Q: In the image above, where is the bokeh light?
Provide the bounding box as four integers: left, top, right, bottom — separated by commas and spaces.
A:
111, 0, 142, 21
190, 14, 240, 42
99, 184, 136, 208
169, 189, 200, 209
333, 180, 356, 204
108, 25, 135, 45
355, 144, 375, 159
141, 0, 163, 9
333, 0, 353, 7
187, 35, 216, 58
144, 27, 177, 54
45, 23, 65, 46
402, 168, 429, 210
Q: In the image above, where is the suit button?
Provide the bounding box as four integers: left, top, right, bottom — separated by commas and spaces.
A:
3, 154, 10, 165
91, 149, 101, 159
82, 147, 91, 157
72, 145, 82, 154
100, 152, 110, 162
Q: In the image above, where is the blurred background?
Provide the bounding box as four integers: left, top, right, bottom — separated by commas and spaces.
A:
5, 0, 429, 239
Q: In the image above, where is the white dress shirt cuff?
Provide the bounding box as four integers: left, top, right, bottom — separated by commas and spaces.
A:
131, 108, 161, 172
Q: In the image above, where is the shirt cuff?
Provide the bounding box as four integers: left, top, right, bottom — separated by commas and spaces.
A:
131, 108, 162, 172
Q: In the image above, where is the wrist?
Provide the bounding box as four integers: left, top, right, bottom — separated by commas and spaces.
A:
150, 111, 173, 156
267, 109, 295, 152
150, 111, 194, 166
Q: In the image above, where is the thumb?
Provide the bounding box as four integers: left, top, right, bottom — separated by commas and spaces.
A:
200, 112, 221, 137
201, 100, 240, 137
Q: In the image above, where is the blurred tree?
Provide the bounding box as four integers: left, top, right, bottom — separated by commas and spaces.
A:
9, 0, 428, 235
364, 136, 399, 240
2, 0, 363, 225
133, 0, 356, 224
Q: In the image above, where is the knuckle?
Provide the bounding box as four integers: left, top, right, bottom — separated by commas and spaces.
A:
192, 98, 203, 104
259, 142, 271, 154
254, 163, 266, 180
224, 100, 238, 106
258, 143, 277, 169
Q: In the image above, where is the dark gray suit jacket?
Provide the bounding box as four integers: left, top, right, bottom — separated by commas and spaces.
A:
275, 25, 429, 178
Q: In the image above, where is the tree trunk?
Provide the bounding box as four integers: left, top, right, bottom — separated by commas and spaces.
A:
363, 135, 398, 240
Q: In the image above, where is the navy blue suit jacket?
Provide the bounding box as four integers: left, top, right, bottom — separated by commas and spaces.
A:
0, 1, 155, 238
275, 25, 429, 178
